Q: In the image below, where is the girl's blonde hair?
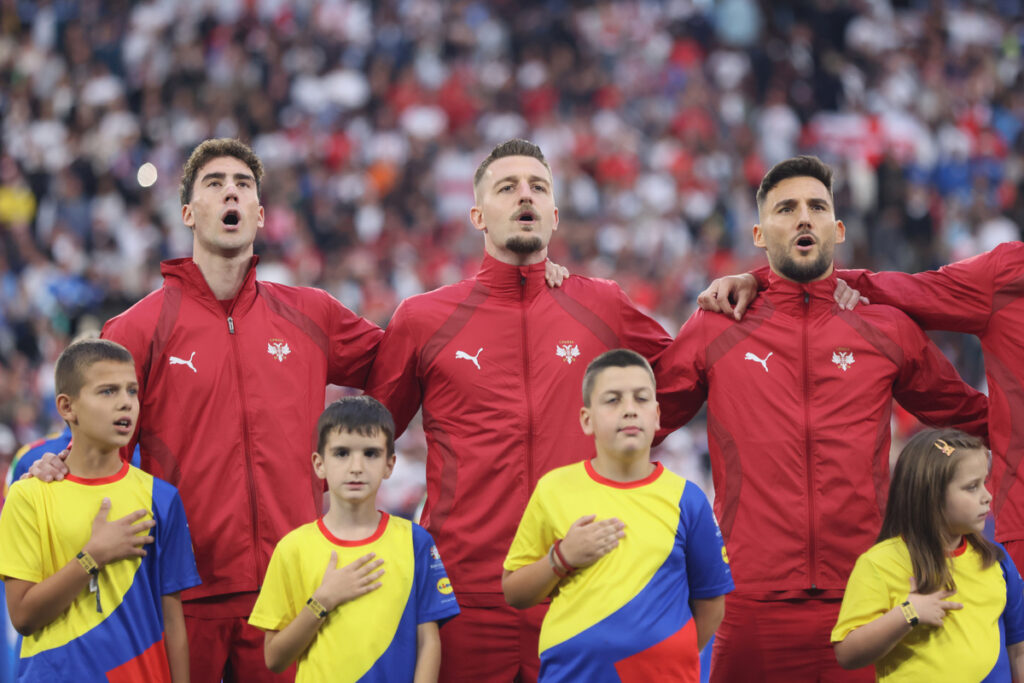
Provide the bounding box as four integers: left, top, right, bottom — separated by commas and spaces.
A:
878, 428, 1000, 593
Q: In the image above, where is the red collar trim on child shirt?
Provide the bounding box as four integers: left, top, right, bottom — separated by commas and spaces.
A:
949, 536, 968, 557
317, 512, 390, 547
584, 459, 664, 489
64, 459, 130, 486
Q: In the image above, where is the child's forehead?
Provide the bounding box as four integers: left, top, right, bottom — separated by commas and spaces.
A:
323, 426, 389, 448
591, 365, 655, 393
81, 360, 137, 383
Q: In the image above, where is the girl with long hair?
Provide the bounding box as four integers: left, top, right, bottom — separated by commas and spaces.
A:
831, 428, 1024, 681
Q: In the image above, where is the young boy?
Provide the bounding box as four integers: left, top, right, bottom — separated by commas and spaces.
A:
248, 396, 459, 682
0, 339, 200, 681
503, 349, 734, 681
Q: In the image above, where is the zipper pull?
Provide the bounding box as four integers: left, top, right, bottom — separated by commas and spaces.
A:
228, 316, 235, 334
520, 274, 527, 286
804, 292, 810, 304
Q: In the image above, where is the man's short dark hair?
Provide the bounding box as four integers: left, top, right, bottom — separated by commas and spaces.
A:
581, 349, 655, 408
55, 339, 135, 398
316, 396, 396, 456
179, 138, 264, 205
756, 155, 834, 210
473, 138, 551, 189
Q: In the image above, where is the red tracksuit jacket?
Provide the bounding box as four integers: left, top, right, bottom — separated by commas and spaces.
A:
657, 271, 988, 594
364, 254, 673, 605
102, 257, 382, 601
839, 241, 1024, 544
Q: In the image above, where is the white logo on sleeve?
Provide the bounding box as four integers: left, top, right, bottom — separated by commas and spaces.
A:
744, 351, 772, 373
268, 340, 291, 362
169, 352, 197, 373
832, 349, 855, 371
556, 342, 581, 365
455, 348, 483, 370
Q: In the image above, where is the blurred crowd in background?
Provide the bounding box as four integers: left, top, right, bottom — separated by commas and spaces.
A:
0, 0, 1022, 514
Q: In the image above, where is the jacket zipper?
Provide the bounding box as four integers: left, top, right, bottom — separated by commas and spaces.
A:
802, 291, 817, 589
520, 274, 535, 492
228, 314, 262, 583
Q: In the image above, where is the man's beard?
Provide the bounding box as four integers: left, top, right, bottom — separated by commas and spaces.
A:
770, 243, 833, 282
505, 234, 543, 254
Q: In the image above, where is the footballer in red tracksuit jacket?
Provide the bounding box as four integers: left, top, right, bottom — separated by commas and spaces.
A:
659, 270, 988, 595
101, 256, 383, 605
364, 253, 673, 673
367, 254, 673, 598
836, 241, 1024, 568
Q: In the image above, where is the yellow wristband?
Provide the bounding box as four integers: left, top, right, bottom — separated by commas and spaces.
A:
306, 596, 329, 620
76, 551, 100, 576
900, 600, 919, 627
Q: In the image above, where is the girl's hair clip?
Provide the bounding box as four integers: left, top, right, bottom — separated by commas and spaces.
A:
933, 439, 955, 457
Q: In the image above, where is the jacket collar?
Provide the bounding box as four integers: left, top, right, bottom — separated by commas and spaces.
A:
160, 255, 261, 316
475, 252, 549, 300
762, 268, 839, 316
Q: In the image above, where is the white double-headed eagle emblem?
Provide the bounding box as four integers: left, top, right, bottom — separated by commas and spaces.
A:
556, 343, 581, 365
267, 340, 291, 362
832, 349, 855, 372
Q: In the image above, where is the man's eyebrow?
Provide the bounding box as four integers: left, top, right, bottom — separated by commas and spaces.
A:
200, 171, 255, 183
771, 196, 831, 210
492, 174, 550, 188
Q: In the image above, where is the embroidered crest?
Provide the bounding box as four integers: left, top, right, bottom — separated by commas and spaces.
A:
267, 339, 291, 362
556, 342, 581, 365
832, 348, 855, 372
429, 545, 441, 560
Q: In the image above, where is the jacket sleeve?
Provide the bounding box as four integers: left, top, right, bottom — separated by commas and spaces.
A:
102, 312, 152, 462
613, 285, 674, 377
655, 309, 710, 434
891, 317, 989, 442
834, 245, 1019, 335
363, 299, 423, 438
324, 291, 384, 390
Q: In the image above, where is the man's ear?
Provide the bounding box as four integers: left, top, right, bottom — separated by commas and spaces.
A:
182, 204, 195, 230
835, 219, 846, 244
752, 223, 765, 248
470, 205, 486, 234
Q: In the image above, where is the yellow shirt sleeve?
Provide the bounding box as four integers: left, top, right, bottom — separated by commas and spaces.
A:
249, 529, 308, 632
0, 480, 45, 583
504, 476, 556, 573
832, 551, 891, 643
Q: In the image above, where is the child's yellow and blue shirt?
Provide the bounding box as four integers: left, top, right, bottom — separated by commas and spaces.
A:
249, 512, 459, 683
0, 461, 200, 682
505, 460, 734, 682
832, 536, 1024, 682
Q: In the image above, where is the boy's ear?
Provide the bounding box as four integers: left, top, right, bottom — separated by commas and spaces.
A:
56, 394, 76, 425
383, 453, 396, 480
311, 451, 326, 480
579, 406, 594, 436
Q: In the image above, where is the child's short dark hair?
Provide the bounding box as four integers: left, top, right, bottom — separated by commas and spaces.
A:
755, 155, 834, 210
179, 138, 264, 205
473, 138, 551, 189
316, 396, 396, 456
581, 349, 655, 407
55, 339, 135, 398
